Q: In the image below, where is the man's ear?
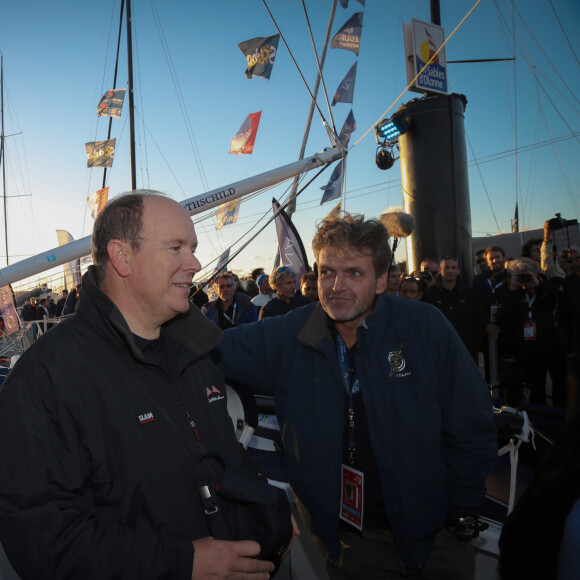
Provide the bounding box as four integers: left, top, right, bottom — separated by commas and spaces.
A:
376, 271, 388, 295
107, 239, 131, 278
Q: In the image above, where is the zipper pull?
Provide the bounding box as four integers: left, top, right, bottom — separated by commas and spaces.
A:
185, 409, 200, 440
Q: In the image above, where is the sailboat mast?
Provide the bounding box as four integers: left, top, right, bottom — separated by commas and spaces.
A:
0, 55, 8, 267
126, 0, 137, 191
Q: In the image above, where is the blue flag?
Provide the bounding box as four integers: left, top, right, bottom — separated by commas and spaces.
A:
320, 160, 344, 205
332, 62, 358, 106
338, 110, 357, 147
339, 0, 365, 7
238, 35, 280, 80
331, 12, 363, 54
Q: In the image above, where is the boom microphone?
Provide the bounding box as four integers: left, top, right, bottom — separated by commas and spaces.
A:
379, 207, 415, 239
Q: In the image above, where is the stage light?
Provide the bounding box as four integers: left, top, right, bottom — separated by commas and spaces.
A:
375, 106, 411, 147
376, 146, 397, 170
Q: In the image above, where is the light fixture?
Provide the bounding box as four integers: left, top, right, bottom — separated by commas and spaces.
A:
375, 105, 411, 147
375, 145, 398, 171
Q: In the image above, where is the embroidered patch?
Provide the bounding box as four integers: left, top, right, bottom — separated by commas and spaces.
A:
206, 385, 225, 404
388, 343, 408, 377
136, 411, 155, 425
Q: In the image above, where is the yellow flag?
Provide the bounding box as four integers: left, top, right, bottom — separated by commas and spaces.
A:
326, 201, 342, 219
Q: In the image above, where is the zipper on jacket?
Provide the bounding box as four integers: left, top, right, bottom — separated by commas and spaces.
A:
181, 402, 200, 440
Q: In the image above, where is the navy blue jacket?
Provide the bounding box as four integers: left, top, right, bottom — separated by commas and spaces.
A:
213, 295, 497, 571
203, 291, 258, 329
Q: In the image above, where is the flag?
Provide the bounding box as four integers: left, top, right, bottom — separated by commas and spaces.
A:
216, 199, 241, 230
87, 187, 109, 220
326, 201, 342, 219
229, 112, 262, 155
339, 0, 365, 7
56, 230, 82, 288
338, 110, 357, 147
212, 248, 231, 280
512, 202, 519, 233
0, 285, 19, 336
272, 199, 309, 289
332, 62, 358, 106
238, 35, 280, 80
85, 139, 116, 168
320, 160, 344, 205
97, 88, 126, 118
331, 12, 364, 54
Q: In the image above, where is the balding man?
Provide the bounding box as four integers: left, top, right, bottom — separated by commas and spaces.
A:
0, 191, 278, 579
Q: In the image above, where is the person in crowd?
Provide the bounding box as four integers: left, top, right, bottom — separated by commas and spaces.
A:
472, 246, 517, 392
226, 271, 250, 297
412, 257, 439, 288
521, 237, 542, 266
244, 277, 259, 298
0, 191, 277, 579
259, 266, 309, 319
300, 271, 319, 302
213, 213, 497, 579
46, 296, 57, 318
474, 249, 490, 275
203, 272, 258, 330
251, 273, 274, 313
422, 256, 477, 358
384, 264, 401, 296
251, 267, 265, 282
498, 257, 566, 406
62, 283, 81, 315
499, 408, 580, 579
399, 276, 423, 300
56, 289, 68, 316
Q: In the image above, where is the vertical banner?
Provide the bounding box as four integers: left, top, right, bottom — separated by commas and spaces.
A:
238, 35, 280, 80
331, 13, 364, 55
0, 286, 19, 336
272, 199, 310, 290
97, 88, 127, 118
85, 139, 116, 168
320, 160, 344, 205
56, 230, 82, 288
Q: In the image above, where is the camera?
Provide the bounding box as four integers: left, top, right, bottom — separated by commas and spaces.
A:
548, 213, 578, 232
419, 271, 431, 280
517, 272, 532, 284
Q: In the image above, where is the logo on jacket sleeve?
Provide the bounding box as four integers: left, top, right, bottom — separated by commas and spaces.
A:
388, 343, 410, 377
136, 411, 155, 425
206, 385, 225, 403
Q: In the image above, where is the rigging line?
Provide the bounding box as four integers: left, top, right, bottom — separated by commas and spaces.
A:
301, 0, 338, 138
148, 0, 210, 192
512, 0, 521, 228
465, 131, 501, 233
548, 0, 580, 68
261, 0, 335, 140
535, 67, 580, 117
350, 0, 483, 150
493, 3, 580, 147
510, 0, 580, 108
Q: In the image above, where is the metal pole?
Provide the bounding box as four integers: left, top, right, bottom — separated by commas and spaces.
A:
126, 0, 137, 191
0, 55, 7, 266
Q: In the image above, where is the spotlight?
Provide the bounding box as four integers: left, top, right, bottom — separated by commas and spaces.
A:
375, 105, 411, 147
376, 146, 398, 170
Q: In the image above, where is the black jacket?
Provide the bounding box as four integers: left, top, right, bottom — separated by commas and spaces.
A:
0, 267, 247, 579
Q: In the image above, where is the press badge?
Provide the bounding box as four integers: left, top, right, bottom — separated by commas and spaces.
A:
340, 464, 364, 531
523, 320, 537, 341
490, 305, 499, 322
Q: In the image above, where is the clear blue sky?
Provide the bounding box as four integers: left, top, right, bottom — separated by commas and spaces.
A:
1, 0, 579, 280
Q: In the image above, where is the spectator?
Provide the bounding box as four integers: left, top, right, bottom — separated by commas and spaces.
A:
416, 257, 439, 287
56, 289, 68, 316
251, 273, 274, 313
422, 256, 477, 357
213, 213, 497, 579
522, 237, 542, 265
259, 266, 309, 319
251, 267, 265, 282
0, 191, 278, 579
474, 249, 490, 275
384, 264, 401, 295
203, 273, 258, 330
300, 271, 319, 302
188, 283, 209, 309
399, 277, 423, 300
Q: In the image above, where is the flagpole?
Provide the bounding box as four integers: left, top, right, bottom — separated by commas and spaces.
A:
287, 0, 338, 216
126, 0, 137, 191
0, 54, 7, 267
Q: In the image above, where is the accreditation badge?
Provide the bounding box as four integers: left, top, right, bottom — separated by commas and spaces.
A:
490, 305, 499, 322
340, 464, 364, 531
523, 320, 537, 341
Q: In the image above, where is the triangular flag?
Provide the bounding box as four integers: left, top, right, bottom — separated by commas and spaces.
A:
97, 88, 126, 118
272, 199, 309, 290
238, 35, 280, 80
331, 12, 363, 55
229, 112, 262, 155
320, 160, 344, 205
339, 0, 365, 7
338, 110, 357, 147
87, 187, 109, 220
332, 62, 358, 106
215, 199, 241, 230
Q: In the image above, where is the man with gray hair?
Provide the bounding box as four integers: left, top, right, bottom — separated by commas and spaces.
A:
213, 213, 497, 579
259, 265, 309, 319
0, 191, 277, 579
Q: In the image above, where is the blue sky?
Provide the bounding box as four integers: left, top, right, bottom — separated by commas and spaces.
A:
1, 0, 579, 280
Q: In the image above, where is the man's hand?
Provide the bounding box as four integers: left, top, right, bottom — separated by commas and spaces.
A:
191, 537, 274, 579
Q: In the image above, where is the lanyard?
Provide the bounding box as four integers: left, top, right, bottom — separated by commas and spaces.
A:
337, 334, 359, 465
524, 293, 536, 319
222, 301, 237, 325
487, 277, 505, 294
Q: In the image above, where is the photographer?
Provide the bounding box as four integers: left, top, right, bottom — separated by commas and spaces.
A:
498, 258, 566, 406
542, 214, 578, 282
